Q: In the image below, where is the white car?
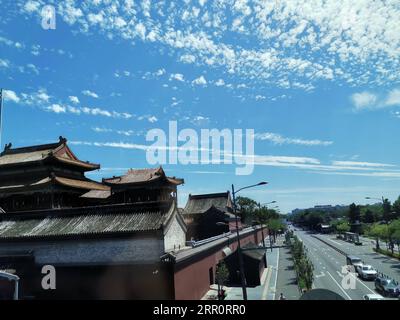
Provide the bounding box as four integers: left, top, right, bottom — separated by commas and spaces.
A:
357, 265, 378, 280
363, 294, 384, 300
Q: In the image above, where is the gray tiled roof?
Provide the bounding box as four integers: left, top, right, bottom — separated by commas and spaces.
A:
0, 202, 175, 240
183, 192, 232, 215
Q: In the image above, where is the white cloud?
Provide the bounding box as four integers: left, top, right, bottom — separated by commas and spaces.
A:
255, 95, 266, 101
82, 90, 99, 98
331, 161, 395, 168
26, 63, 39, 74
155, 68, 166, 76
180, 54, 196, 64
254, 132, 333, 147
0, 59, 9, 68
87, 12, 104, 25
215, 79, 225, 87
3, 90, 20, 103
192, 75, 207, 86
20, 1, 400, 90
23, 0, 40, 13
351, 91, 377, 110
385, 88, 400, 106
351, 88, 400, 110
148, 116, 158, 123
69, 96, 80, 104
169, 73, 185, 82
46, 104, 66, 114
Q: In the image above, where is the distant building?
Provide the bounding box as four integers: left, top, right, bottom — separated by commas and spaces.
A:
182, 192, 238, 241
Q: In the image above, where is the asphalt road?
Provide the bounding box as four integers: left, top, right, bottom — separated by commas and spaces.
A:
294, 229, 397, 300
317, 233, 400, 282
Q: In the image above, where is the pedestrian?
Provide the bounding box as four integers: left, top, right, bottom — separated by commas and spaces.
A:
279, 293, 286, 300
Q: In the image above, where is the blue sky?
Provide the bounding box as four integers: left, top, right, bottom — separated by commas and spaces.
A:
1, 0, 400, 213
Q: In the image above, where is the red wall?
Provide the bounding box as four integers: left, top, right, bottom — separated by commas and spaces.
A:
174, 228, 266, 300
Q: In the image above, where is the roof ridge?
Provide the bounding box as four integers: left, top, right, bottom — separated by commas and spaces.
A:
0, 137, 66, 156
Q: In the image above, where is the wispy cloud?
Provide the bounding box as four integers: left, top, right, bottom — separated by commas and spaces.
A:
351, 88, 400, 111
254, 132, 333, 146
3, 90, 20, 103
82, 90, 99, 98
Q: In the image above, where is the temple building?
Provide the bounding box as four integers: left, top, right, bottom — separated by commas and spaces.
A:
0, 138, 187, 299
81, 166, 183, 206
0, 137, 107, 212
182, 192, 239, 241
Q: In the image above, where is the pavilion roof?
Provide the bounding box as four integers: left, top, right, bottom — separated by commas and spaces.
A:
103, 166, 184, 186
0, 137, 100, 171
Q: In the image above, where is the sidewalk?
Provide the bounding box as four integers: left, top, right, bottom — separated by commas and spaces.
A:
202, 237, 280, 300
274, 242, 301, 300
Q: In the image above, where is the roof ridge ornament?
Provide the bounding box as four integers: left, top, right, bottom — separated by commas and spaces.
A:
58, 136, 67, 144
3, 142, 12, 152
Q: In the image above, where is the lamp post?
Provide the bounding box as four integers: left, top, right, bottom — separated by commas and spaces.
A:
231, 181, 267, 301
365, 196, 391, 223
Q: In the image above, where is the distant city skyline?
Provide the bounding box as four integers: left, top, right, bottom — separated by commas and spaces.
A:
1, 1, 400, 213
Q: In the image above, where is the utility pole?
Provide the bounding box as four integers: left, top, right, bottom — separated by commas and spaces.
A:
232, 184, 248, 300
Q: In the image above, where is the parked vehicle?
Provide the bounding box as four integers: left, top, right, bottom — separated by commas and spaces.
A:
357, 265, 378, 280
363, 294, 385, 300
375, 277, 400, 297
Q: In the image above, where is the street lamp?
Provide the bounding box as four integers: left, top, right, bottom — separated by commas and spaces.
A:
365, 196, 385, 203
231, 181, 268, 301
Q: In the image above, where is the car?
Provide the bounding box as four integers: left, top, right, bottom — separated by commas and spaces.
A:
357, 265, 378, 280
363, 294, 385, 300
346, 255, 364, 271
375, 277, 400, 297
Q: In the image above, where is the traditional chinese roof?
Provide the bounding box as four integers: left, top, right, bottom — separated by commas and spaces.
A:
0, 137, 100, 171
183, 192, 233, 215
0, 174, 109, 194
0, 201, 177, 240
80, 189, 112, 199
103, 166, 184, 186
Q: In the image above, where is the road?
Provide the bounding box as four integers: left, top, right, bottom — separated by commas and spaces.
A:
293, 229, 398, 300
316, 232, 400, 283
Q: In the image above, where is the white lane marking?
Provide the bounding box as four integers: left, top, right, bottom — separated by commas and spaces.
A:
327, 271, 352, 300
348, 272, 376, 295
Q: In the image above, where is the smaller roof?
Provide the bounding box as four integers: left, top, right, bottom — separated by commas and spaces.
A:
183, 192, 232, 215
103, 166, 183, 186
241, 242, 265, 261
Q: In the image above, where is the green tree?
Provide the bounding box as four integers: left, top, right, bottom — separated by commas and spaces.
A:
382, 198, 392, 222
361, 209, 375, 223
388, 219, 400, 254
336, 221, 350, 234
236, 196, 258, 224
215, 262, 229, 300
392, 196, 400, 221
368, 223, 389, 250
348, 203, 361, 224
